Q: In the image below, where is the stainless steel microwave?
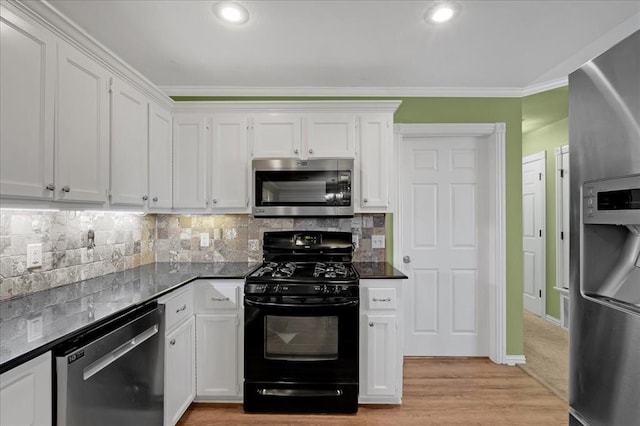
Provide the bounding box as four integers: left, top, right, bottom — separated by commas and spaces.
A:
252, 158, 354, 217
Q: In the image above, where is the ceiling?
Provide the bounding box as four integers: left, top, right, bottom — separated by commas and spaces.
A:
47, 0, 640, 97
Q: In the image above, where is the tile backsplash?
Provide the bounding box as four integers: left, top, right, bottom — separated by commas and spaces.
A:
1, 211, 387, 300
0, 211, 155, 300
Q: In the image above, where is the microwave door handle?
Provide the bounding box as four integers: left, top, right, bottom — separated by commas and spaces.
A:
245, 299, 358, 309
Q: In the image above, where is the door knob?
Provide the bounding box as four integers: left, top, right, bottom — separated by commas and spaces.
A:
403, 256, 411, 264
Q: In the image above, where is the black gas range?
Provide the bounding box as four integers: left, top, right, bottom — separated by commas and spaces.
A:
243, 231, 359, 414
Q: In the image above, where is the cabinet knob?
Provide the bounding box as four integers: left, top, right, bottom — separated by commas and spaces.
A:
46, 183, 55, 191
170, 338, 176, 346
293, 149, 299, 154
61, 185, 70, 193
369, 322, 374, 327
363, 198, 368, 203
212, 199, 218, 204
142, 195, 148, 201
308, 149, 314, 154
153, 197, 158, 202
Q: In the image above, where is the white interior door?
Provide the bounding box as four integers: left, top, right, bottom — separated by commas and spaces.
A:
401, 135, 489, 356
522, 152, 546, 317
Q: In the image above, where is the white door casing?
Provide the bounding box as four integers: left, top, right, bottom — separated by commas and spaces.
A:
522, 152, 546, 317
394, 124, 508, 364
555, 146, 570, 290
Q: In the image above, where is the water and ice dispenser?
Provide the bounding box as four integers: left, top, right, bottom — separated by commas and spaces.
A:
582, 174, 640, 312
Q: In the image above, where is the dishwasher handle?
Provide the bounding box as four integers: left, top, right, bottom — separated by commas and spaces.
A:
83, 324, 159, 380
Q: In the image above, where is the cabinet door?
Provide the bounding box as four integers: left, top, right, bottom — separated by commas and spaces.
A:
304, 114, 356, 158
196, 314, 241, 397
56, 41, 109, 204
148, 103, 173, 210
0, 351, 52, 426
251, 113, 301, 158
362, 314, 397, 396
211, 115, 249, 211
0, 5, 55, 200
358, 114, 392, 211
173, 114, 208, 210
110, 77, 148, 207
164, 317, 195, 426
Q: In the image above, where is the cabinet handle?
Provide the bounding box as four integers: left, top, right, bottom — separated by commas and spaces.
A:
153, 197, 158, 202
363, 198, 368, 203
61, 185, 71, 193
293, 148, 299, 154
308, 149, 314, 154
142, 195, 148, 201
170, 338, 176, 346
46, 183, 55, 191
211, 297, 230, 302
176, 304, 186, 313
372, 297, 392, 302
369, 322, 374, 327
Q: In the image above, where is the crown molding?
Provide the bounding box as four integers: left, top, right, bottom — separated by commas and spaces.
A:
162, 85, 525, 98
521, 78, 568, 97
173, 100, 403, 114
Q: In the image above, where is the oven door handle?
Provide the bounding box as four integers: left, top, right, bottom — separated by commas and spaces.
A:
244, 299, 358, 309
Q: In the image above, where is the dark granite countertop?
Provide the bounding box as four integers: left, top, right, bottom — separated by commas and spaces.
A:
0, 262, 257, 372
0, 261, 404, 372
354, 262, 408, 279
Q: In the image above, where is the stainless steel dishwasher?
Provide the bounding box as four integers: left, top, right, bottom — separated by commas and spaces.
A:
55, 302, 165, 425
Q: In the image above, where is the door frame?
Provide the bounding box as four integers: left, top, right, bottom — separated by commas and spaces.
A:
393, 123, 508, 364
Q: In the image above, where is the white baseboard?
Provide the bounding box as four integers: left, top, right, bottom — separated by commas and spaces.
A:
504, 354, 526, 366
545, 315, 562, 327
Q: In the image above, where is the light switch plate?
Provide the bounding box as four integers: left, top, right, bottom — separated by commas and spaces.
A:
27, 315, 43, 342
372, 235, 385, 249
27, 243, 43, 268
200, 232, 210, 247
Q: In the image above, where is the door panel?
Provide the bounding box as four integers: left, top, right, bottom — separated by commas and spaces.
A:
402, 136, 489, 356
522, 153, 546, 316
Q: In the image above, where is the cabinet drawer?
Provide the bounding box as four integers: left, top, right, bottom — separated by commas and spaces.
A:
160, 286, 194, 332
367, 288, 397, 310
194, 280, 241, 313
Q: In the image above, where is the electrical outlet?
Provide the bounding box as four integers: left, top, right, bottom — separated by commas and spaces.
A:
27, 243, 43, 268
27, 315, 43, 342
372, 235, 385, 249
200, 232, 210, 247
352, 235, 359, 250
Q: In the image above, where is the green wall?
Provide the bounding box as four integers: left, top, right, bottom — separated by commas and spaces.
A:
522, 118, 569, 320
173, 96, 524, 356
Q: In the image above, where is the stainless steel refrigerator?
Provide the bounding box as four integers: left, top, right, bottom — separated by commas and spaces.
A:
569, 30, 640, 425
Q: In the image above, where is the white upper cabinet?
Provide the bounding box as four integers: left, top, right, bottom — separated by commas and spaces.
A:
210, 114, 250, 211
110, 77, 149, 207
251, 113, 357, 159
56, 41, 109, 204
173, 114, 208, 210
0, 4, 56, 200
303, 113, 356, 158
357, 114, 393, 212
148, 103, 173, 210
251, 113, 301, 158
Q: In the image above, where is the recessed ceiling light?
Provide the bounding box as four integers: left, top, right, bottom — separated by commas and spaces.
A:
425, 2, 458, 24
213, 2, 249, 24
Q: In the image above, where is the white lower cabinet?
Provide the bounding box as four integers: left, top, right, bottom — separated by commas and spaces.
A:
158, 285, 195, 426
0, 351, 52, 426
359, 279, 403, 404
193, 279, 244, 402
164, 316, 196, 426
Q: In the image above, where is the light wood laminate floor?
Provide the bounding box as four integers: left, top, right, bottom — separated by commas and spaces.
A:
177, 357, 568, 425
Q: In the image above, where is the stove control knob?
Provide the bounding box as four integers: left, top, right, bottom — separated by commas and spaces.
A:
273, 284, 282, 294
321, 285, 329, 294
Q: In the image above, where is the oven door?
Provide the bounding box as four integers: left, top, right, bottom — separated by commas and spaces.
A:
244, 295, 359, 383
